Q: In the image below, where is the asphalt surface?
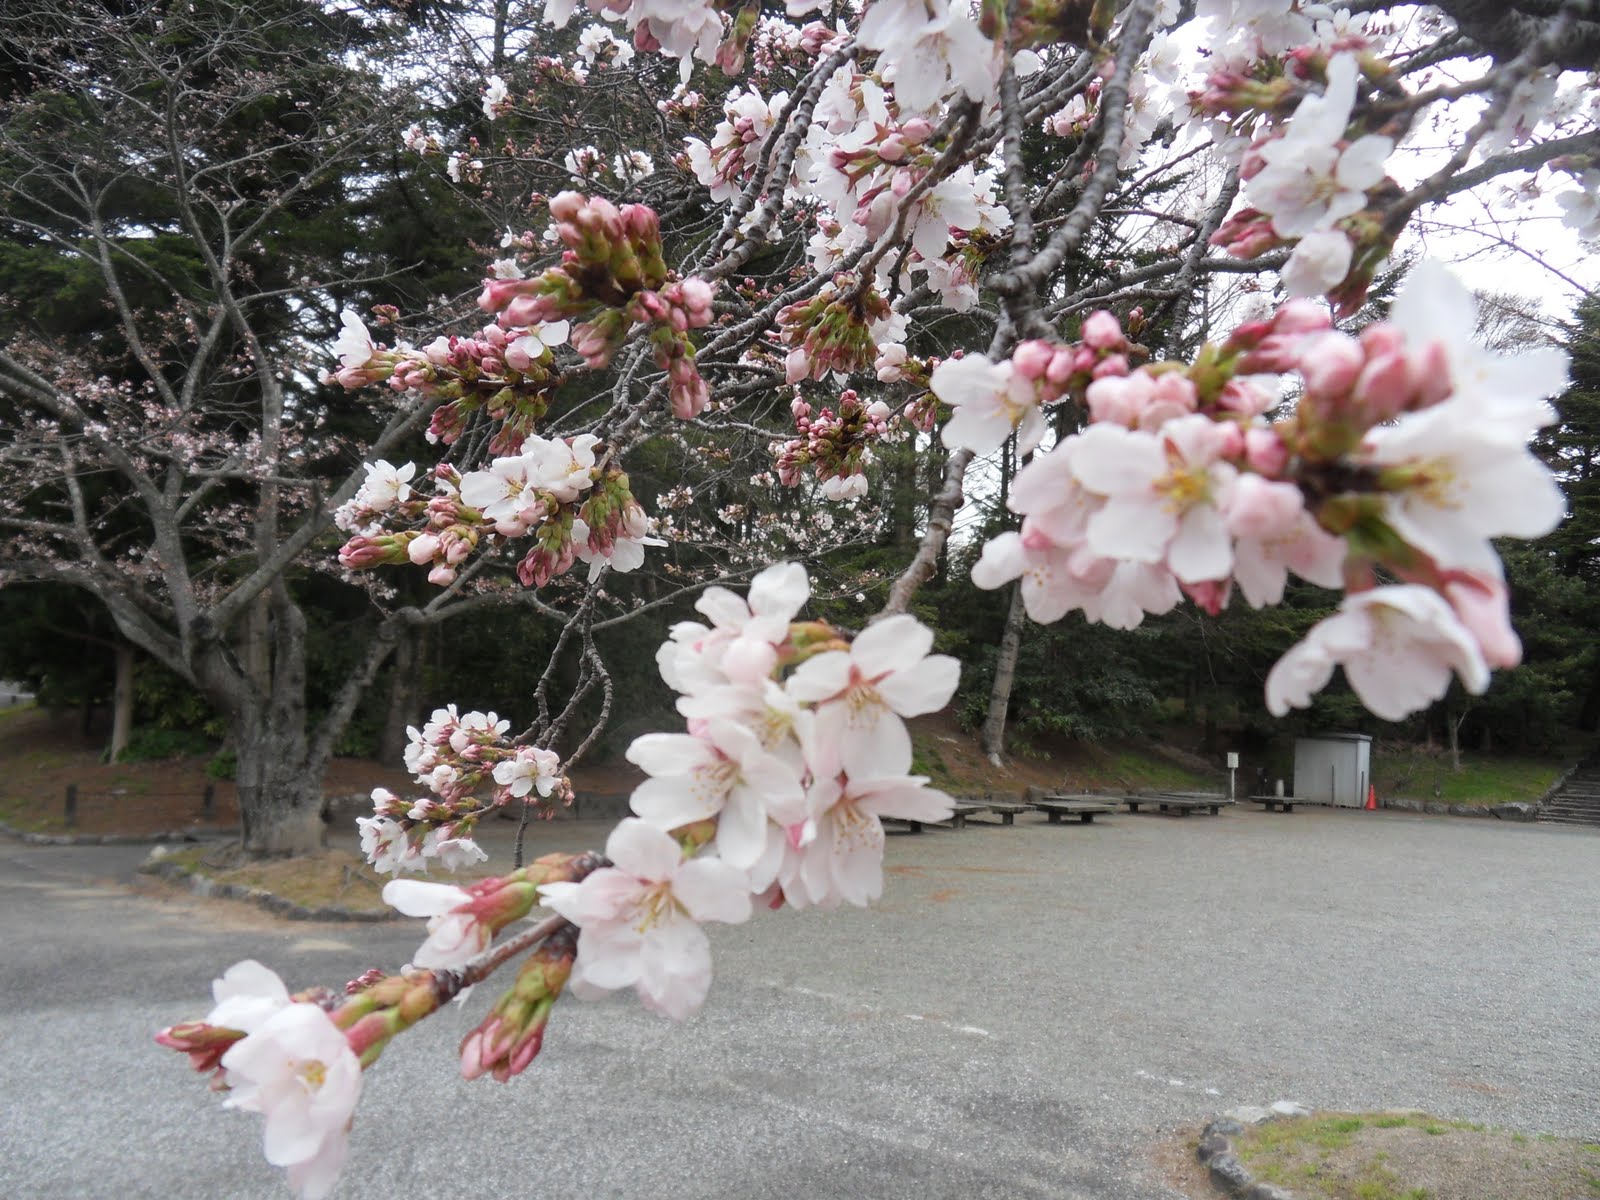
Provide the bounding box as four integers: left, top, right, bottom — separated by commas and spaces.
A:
2, 807, 1597, 1199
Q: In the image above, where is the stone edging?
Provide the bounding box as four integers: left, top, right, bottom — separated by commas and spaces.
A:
1196, 1110, 1302, 1200
1379, 798, 1539, 821
0, 819, 239, 846
140, 856, 397, 923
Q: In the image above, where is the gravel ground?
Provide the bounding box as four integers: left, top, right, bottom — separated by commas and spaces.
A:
2, 806, 1597, 1199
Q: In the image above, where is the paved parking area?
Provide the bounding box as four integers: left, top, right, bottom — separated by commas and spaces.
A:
2, 807, 1597, 1198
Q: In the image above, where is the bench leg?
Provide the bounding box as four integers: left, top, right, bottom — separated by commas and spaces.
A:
1080, 813, 1094, 824
1047, 810, 1062, 824
1127, 803, 1141, 813
909, 821, 923, 834
951, 814, 965, 829
1210, 806, 1220, 815
1284, 804, 1294, 813
1178, 807, 1190, 817
1000, 812, 1014, 826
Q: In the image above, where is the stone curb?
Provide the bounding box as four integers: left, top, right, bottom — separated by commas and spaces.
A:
139, 856, 397, 923
1203, 1107, 1312, 1200
1379, 798, 1540, 821
0, 819, 240, 846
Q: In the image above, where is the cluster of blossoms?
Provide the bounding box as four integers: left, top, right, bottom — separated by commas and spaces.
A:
1204, 53, 1398, 311
476, 192, 717, 419
967, 262, 1566, 721
161, 565, 959, 1197
777, 277, 897, 383
774, 391, 894, 499
929, 313, 1140, 456
328, 308, 567, 457
686, 86, 788, 202
797, 70, 1011, 308
357, 706, 574, 874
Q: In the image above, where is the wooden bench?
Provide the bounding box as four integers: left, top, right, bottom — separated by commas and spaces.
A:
883, 801, 994, 833
1248, 795, 1296, 813
1033, 797, 1117, 824
977, 801, 1031, 826
1124, 792, 1235, 816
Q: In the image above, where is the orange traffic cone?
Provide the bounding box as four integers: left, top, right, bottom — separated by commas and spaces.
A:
1365, 784, 1378, 811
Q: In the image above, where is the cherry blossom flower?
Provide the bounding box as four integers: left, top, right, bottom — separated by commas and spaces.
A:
1225, 475, 1346, 606
1280, 229, 1353, 298
492, 746, 564, 799
626, 718, 806, 868
668, 560, 811, 686
421, 830, 489, 872
785, 613, 960, 778
357, 816, 414, 874
540, 819, 752, 1021
857, 0, 999, 114
784, 769, 953, 908
1266, 585, 1490, 721
383, 880, 489, 971
1361, 401, 1565, 574
220, 1002, 362, 1200
353, 460, 415, 511
332, 310, 374, 370
1385, 260, 1569, 430
930, 354, 1045, 455
482, 74, 510, 119
504, 321, 570, 371
1072, 416, 1239, 583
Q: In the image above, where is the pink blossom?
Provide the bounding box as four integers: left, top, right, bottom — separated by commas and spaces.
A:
930, 354, 1044, 455
1266, 585, 1490, 721
540, 819, 752, 1021
220, 1002, 362, 1200
1072, 415, 1239, 583
785, 613, 960, 778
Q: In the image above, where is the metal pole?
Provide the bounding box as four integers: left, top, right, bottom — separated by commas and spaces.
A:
65, 784, 78, 826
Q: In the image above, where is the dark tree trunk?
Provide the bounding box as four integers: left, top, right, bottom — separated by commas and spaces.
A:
234, 715, 326, 856
195, 587, 331, 856
379, 630, 419, 765
980, 582, 1027, 765
108, 642, 135, 762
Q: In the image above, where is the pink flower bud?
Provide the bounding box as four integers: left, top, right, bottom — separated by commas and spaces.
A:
1011, 340, 1055, 381
1244, 427, 1289, 476
1443, 576, 1521, 669
1181, 578, 1231, 615
1217, 378, 1274, 417
548, 191, 585, 221
428, 564, 457, 586
785, 347, 812, 384
1226, 474, 1305, 539
1299, 331, 1365, 397
1352, 353, 1412, 422
408, 533, 441, 564
1081, 310, 1123, 350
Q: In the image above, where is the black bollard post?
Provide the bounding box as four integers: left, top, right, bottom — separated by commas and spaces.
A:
202, 783, 216, 818
65, 784, 78, 827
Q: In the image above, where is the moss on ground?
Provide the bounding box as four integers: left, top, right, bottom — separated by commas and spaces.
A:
151, 847, 392, 914
1374, 751, 1566, 806
1232, 1111, 1600, 1200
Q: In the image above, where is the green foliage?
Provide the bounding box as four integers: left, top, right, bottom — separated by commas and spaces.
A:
206, 748, 239, 780
120, 726, 214, 762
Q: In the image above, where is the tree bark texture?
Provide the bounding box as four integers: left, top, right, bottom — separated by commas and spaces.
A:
980, 582, 1028, 766
109, 642, 134, 763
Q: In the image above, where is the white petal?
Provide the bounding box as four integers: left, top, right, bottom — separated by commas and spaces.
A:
674, 857, 755, 923
606, 817, 687, 882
